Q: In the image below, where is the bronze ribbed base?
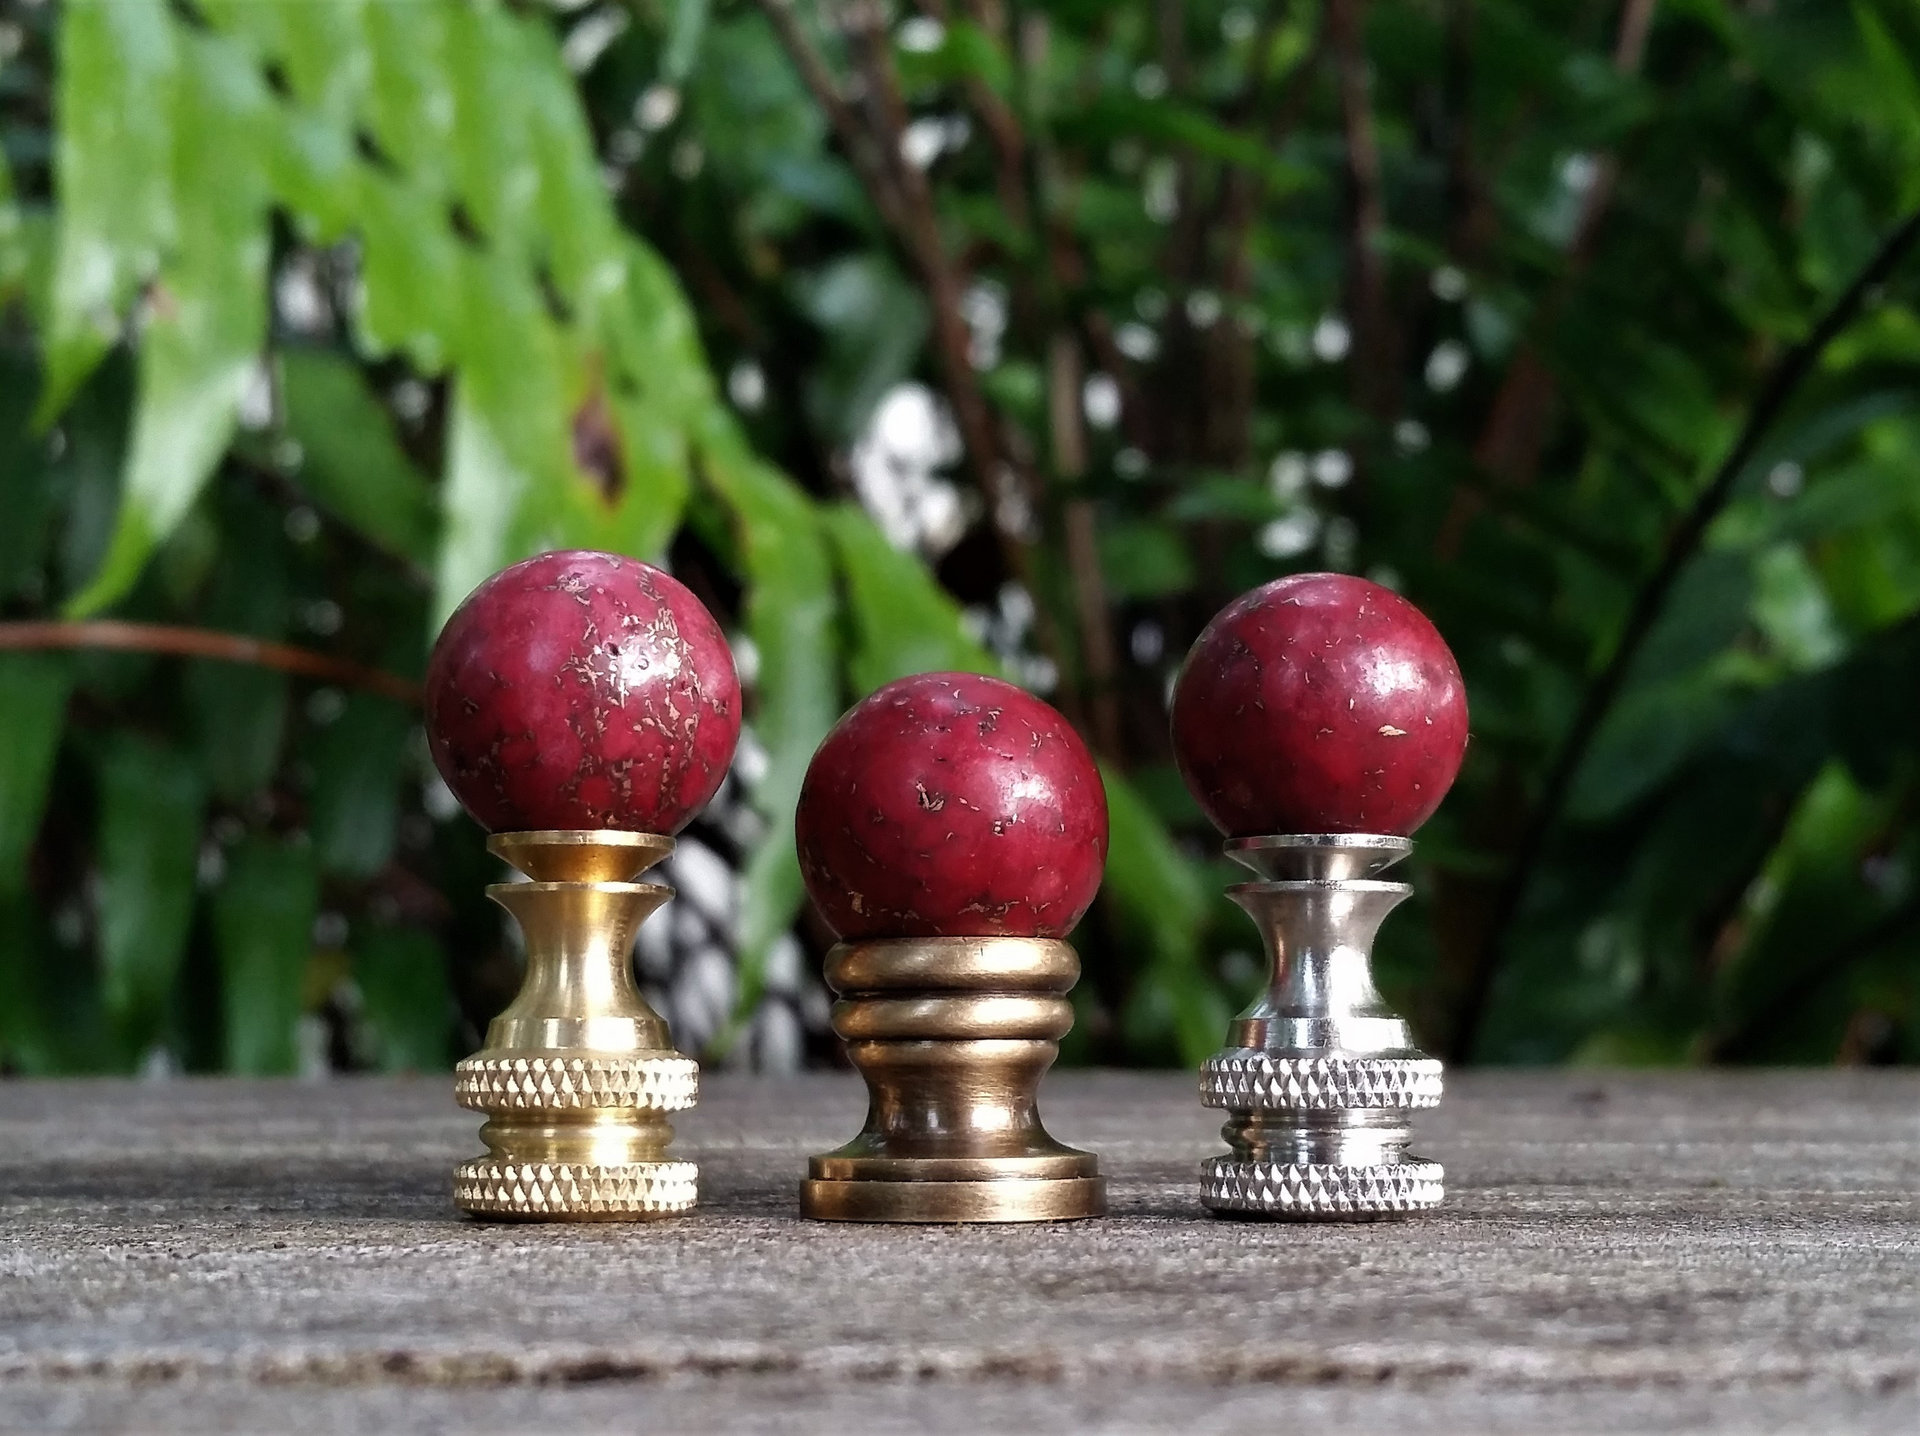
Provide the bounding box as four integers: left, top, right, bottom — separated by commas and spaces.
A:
800, 936, 1103, 1224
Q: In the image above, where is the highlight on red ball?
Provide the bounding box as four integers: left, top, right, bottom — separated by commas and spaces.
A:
1170, 572, 1468, 838
795, 672, 1109, 941
425, 549, 741, 835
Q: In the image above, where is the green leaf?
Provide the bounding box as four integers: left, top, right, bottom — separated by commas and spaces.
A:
183, 494, 293, 801
821, 503, 998, 694
1068, 95, 1319, 198
38, 0, 178, 422
0, 887, 109, 1075
0, 655, 72, 890
64, 30, 272, 616
213, 836, 320, 1075
790, 255, 930, 440
279, 349, 439, 567
1098, 520, 1196, 600
94, 735, 206, 1061
433, 382, 528, 629
1102, 764, 1226, 1067
662, 0, 713, 84
0, 144, 52, 318
697, 440, 840, 1036
310, 697, 414, 879
353, 926, 452, 1071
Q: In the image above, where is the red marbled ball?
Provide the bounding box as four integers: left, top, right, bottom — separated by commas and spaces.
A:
796, 672, 1108, 940
425, 550, 740, 834
1171, 573, 1468, 837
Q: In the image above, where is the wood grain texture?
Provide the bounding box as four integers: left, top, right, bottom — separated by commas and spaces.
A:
2, 1071, 1918, 1432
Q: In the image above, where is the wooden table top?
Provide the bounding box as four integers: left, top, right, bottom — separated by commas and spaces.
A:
2, 1070, 1917, 1433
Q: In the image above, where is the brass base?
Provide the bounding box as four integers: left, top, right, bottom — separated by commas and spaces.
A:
800, 1175, 1105, 1223
457, 1158, 698, 1220
801, 936, 1103, 1224
452, 832, 699, 1222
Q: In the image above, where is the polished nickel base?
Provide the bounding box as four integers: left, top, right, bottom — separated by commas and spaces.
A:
801, 937, 1105, 1224
453, 831, 699, 1221
1199, 834, 1444, 1220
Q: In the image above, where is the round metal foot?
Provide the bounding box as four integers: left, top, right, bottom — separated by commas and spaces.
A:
1200, 1156, 1442, 1220
455, 1159, 698, 1221
799, 1175, 1106, 1224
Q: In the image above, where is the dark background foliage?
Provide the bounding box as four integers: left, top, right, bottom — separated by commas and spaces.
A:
2, 0, 1918, 1076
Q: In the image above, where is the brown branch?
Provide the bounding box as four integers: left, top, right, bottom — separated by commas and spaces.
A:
1049, 333, 1122, 757
758, 0, 1094, 726
0, 621, 424, 705
1438, 0, 1660, 554
1444, 203, 1920, 1063
754, 0, 910, 234
1327, 0, 1397, 426
837, 4, 1035, 541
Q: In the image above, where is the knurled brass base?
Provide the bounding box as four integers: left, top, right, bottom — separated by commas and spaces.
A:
456, 1158, 698, 1220
800, 1174, 1106, 1223
451, 831, 700, 1223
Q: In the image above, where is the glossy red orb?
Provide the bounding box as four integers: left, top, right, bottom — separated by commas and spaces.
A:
796, 672, 1108, 940
1171, 573, 1468, 837
426, 550, 740, 834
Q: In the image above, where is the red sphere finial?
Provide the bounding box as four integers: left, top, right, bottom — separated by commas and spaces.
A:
796, 672, 1108, 940
425, 550, 741, 834
1171, 573, 1468, 837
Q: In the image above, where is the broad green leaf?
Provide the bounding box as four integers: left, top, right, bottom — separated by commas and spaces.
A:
518, 13, 627, 317
351, 171, 463, 372
698, 439, 839, 1036
0, 145, 50, 316
1098, 520, 1196, 600
0, 654, 72, 889
310, 697, 414, 879
94, 735, 206, 1061
214, 836, 320, 1075
65, 30, 272, 616
360, 0, 457, 188
280, 349, 439, 566
1751, 545, 1846, 671
1852, 3, 1920, 206
38, 0, 177, 422
1102, 765, 1225, 1067
183, 494, 292, 800
0, 890, 109, 1075
821, 502, 998, 694
434, 383, 527, 630
663, 0, 713, 83
353, 926, 453, 1071
1709, 762, 1897, 1058
791, 255, 929, 441
0, 349, 64, 596
1067, 96, 1319, 198
203, 0, 372, 128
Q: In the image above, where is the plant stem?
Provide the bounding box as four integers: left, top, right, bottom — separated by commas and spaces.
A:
0, 621, 424, 706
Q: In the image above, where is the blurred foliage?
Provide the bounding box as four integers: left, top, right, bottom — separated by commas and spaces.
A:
1, 0, 1918, 1074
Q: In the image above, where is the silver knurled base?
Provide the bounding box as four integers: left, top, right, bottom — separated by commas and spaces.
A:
1200, 1052, 1443, 1111
453, 1053, 699, 1112
1202, 1156, 1444, 1218
455, 1159, 698, 1220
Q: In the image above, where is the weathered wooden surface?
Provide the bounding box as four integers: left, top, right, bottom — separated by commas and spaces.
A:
2, 1071, 1918, 1433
